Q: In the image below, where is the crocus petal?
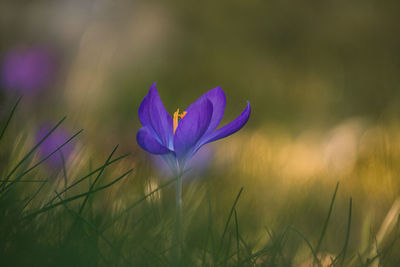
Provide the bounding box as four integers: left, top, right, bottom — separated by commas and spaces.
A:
146, 83, 173, 148
138, 85, 152, 127
137, 127, 171, 154
174, 98, 213, 159
138, 83, 160, 141
203, 87, 226, 135
184, 87, 226, 136
201, 101, 251, 145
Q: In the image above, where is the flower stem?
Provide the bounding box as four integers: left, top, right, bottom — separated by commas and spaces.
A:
174, 173, 183, 265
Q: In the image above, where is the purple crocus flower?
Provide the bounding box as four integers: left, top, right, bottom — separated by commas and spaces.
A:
36, 124, 75, 171
136, 83, 251, 175
1, 46, 55, 95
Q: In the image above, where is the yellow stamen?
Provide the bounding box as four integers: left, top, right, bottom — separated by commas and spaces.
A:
173, 108, 187, 134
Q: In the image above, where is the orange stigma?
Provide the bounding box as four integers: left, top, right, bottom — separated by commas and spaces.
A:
173, 108, 187, 134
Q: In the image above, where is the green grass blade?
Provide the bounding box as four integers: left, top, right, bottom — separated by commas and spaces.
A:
2, 128, 82, 193
234, 208, 240, 264
64, 145, 120, 247
289, 226, 322, 267
0, 96, 22, 142
236, 232, 259, 265
0, 179, 47, 183
61, 152, 68, 189
20, 181, 47, 214
44, 153, 129, 207
217, 187, 244, 262
0, 116, 66, 188
328, 198, 353, 267
23, 168, 133, 220
262, 226, 289, 266
101, 175, 179, 232
341, 197, 353, 267
316, 182, 340, 254
53, 190, 132, 266
77, 145, 119, 215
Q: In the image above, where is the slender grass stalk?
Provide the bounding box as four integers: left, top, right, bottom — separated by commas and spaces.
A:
78, 145, 119, 215
174, 172, 183, 266
53, 190, 132, 266
0, 96, 21, 142
63, 145, 120, 245
20, 181, 47, 213
234, 208, 240, 263
340, 197, 353, 267
216, 187, 244, 262
316, 182, 340, 254
0, 179, 47, 182
101, 174, 180, 232
22, 168, 133, 220
45, 153, 129, 207
0, 116, 67, 188
1, 128, 83, 196
289, 226, 322, 267
61, 152, 68, 189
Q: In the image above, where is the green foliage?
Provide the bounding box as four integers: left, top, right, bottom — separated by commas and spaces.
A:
1, 98, 400, 267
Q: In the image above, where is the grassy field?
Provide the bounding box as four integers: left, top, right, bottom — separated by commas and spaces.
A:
1, 97, 399, 267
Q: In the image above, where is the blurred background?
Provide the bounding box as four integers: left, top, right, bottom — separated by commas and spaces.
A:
1, 0, 400, 265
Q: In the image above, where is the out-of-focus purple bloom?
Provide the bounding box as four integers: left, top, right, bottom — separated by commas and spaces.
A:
1, 46, 55, 94
36, 124, 75, 170
137, 83, 251, 175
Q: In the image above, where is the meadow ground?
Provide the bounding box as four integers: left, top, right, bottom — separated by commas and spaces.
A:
1, 98, 400, 267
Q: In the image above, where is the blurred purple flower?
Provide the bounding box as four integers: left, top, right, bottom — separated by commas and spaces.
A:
1, 46, 55, 94
36, 124, 75, 170
137, 83, 251, 175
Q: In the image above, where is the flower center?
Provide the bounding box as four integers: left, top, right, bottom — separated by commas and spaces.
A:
173, 108, 187, 134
